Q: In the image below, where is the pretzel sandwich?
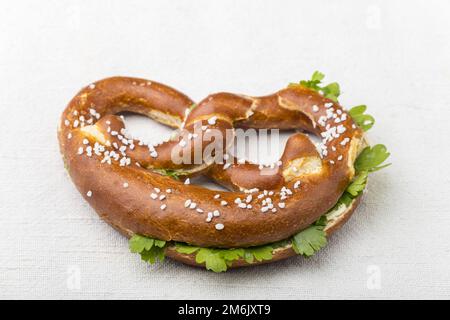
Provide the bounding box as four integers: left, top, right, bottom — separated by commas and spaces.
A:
58, 73, 390, 271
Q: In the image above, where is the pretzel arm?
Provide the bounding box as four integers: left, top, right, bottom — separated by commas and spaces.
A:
207, 132, 321, 191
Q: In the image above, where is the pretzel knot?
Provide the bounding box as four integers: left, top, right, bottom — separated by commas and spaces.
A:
58, 77, 363, 250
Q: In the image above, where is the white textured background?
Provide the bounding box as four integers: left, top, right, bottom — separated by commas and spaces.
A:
1, 0, 449, 299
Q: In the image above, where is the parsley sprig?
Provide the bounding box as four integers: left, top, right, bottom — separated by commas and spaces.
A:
291, 216, 327, 257
336, 144, 391, 207
349, 105, 375, 131
355, 144, 391, 173
175, 243, 274, 273
290, 71, 341, 102
129, 234, 167, 264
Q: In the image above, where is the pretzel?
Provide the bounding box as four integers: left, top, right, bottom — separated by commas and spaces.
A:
58, 76, 366, 267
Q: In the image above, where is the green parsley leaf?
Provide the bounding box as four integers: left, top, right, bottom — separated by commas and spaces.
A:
174, 243, 200, 254
129, 234, 155, 253
195, 248, 228, 273
154, 239, 167, 248
129, 234, 167, 264
243, 252, 254, 264
175, 243, 273, 271
196, 248, 246, 272
244, 246, 274, 263
311, 71, 325, 82
175, 245, 242, 272
349, 105, 375, 131
338, 192, 354, 207
220, 248, 245, 262
355, 144, 391, 173
292, 71, 340, 102
140, 246, 165, 264
348, 104, 366, 115
314, 215, 328, 227
346, 171, 369, 197
291, 224, 327, 257
321, 82, 341, 102
333, 144, 391, 209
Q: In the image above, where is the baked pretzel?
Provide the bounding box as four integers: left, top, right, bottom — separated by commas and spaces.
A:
58, 75, 389, 271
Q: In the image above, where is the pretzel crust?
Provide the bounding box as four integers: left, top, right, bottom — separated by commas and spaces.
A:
58, 77, 363, 248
